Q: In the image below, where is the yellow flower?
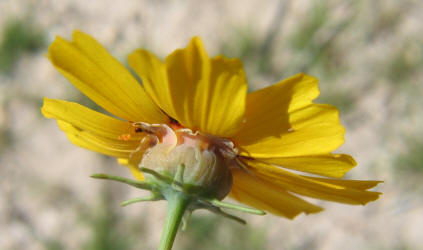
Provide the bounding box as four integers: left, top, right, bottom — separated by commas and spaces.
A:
42, 30, 380, 219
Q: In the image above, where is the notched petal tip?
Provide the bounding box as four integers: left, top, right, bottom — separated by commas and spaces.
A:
40, 97, 51, 118
71, 29, 85, 39
189, 36, 206, 47
340, 154, 357, 167
47, 36, 63, 63
299, 72, 318, 81
359, 191, 382, 205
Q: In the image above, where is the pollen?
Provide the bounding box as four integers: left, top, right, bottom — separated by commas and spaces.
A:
119, 134, 132, 141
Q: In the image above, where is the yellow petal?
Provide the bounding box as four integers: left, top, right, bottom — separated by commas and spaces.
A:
303, 177, 383, 190
230, 168, 323, 219
163, 37, 210, 128
42, 98, 142, 140
239, 123, 345, 158
131, 37, 246, 137
117, 158, 145, 181
234, 73, 319, 144
193, 56, 247, 137
289, 104, 341, 130
235, 73, 345, 157
48, 30, 168, 123
244, 160, 381, 205
260, 154, 356, 178
57, 120, 140, 158
128, 49, 177, 121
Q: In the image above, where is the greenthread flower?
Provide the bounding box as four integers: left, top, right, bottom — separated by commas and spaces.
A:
41, 30, 381, 249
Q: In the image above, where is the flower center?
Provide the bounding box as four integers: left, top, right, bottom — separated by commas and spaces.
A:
134, 122, 236, 200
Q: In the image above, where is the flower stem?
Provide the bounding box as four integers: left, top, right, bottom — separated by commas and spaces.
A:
158, 191, 190, 250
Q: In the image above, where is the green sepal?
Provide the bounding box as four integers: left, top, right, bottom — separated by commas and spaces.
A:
210, 199, 266, 215
90, 166, 266, 250
90, 173, 152, 190
121, 193, 163, 207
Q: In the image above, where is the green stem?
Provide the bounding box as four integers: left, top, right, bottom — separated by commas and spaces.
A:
158, 192, 190, 250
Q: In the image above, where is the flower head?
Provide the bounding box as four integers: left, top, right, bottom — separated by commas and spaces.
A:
42, 30, 380, 219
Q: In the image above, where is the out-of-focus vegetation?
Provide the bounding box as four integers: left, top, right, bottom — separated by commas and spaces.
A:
386, 43, 422, 84
0, 18, 45, 153
182, 215, 266, 250
0, 18, 45, 73
81, 189, 133, 250
396, 139, 423, 173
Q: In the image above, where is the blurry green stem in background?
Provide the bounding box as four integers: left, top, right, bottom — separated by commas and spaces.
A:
258, 0, 290, 74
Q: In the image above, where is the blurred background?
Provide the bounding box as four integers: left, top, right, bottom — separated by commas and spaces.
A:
0, 0, 422, 249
